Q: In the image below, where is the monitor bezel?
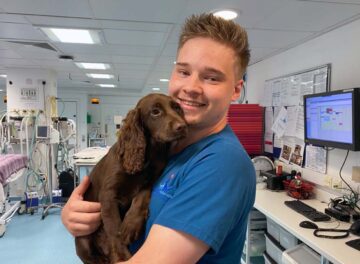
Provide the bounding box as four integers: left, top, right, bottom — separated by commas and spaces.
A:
303, 88, 360, 151
36, 125, 50, 139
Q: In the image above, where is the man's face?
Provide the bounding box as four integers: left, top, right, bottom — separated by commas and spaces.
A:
168, 37, 243, 130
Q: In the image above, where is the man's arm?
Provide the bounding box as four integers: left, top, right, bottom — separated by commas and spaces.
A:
119, 224, 209, 264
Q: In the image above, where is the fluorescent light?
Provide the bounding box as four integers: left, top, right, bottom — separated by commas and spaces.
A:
76, 63, 110, 70
0, 89, 3, 92
86, 73, 114, 79
159, 79, 169, 82
98, 84, 116, 88
41, 27, 101, 44
0, 74, 7, 78
213, 10, 238, 20
152, 87, 161, 91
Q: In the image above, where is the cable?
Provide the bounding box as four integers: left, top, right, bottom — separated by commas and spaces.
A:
338, 150, 360, 211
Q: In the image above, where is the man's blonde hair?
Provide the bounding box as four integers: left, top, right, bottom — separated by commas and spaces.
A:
178, 13, 250, 79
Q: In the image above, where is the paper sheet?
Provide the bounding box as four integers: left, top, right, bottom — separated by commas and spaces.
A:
271, 106, 287, 138
272, 80, 281, 107
295, 106, 304, 140
284, 106, 297, 136
305, 145, 327, 174
260, 81, 273, 106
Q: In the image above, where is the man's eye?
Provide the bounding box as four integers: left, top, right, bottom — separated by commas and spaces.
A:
178, 69, 189, 76
205, 76, 219, 82
151, 108, 161, 117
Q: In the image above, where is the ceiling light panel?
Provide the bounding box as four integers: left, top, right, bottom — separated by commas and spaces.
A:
213, 10, 238, 20
76, 62, 110, 70
41, 27, 101, 44
86, 73, 114, 79
98, 84, 116, 88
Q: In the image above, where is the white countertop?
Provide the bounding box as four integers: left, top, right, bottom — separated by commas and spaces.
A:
72, 146, 110, 165
254, 189, 360, 264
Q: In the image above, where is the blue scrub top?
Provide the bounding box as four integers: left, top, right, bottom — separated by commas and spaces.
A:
131, 125, 256, 263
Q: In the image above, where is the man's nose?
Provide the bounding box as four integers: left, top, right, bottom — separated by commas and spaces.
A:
183, 75, 203, 95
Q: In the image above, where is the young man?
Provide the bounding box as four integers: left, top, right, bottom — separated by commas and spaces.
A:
62, 13, 256, 264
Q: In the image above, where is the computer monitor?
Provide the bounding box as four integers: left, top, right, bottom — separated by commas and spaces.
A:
36, 125, 49, 139
304, 88, 360, 151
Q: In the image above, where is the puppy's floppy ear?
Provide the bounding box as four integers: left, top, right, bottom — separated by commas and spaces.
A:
117, 108, 146, 174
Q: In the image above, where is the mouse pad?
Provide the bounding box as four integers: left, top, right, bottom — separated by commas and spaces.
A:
346, 239, 360, 251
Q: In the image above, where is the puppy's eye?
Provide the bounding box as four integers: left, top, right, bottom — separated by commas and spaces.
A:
171, 102, 183, 113
151, 108, 161, 117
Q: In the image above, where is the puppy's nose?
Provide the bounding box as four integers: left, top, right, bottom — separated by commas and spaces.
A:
174, 122, 186, 133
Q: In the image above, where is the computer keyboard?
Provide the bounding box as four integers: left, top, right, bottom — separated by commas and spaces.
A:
284, 200, 331, 222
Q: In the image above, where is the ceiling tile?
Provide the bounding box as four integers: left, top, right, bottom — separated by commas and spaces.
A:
182, 0, 288, 27
255, 1, 360, 31
89, 0, 187, 23
249, 47, 281, 64
1, 0, 93, 18
0, 14, 29, 24
0, 48, 23, 59
247, 29, 314, 48
0, 22, 45, 41
100, 20, 171, 32
55, 43, 160, 57
111, 55, 155, 65
26, 15, 101, 29
113, 63, 151, 71
103, 29, 166, 46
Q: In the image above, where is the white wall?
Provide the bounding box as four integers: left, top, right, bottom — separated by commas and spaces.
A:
0, 90, 5, 113
57, 90, 88, 150
87, 94, 142, 146
247, 19, 360, 190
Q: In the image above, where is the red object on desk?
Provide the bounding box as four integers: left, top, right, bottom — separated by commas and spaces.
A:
283, 177, 314, 200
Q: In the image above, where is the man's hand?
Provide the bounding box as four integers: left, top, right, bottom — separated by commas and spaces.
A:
61, 176, 101, 237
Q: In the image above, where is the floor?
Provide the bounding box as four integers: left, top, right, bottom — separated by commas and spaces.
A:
0, 206, 82, 264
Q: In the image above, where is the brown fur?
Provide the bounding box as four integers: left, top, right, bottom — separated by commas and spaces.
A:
75, 94, 187, 264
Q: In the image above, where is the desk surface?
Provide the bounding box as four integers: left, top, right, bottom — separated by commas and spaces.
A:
254, 189, 359, 264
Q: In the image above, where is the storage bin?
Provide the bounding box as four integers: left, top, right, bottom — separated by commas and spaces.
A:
250, 219, 267, 230
279, 227, 299, 249
265, 232, 285, 263
267, 217, 280, 241
248, 231, 266, 256
250, 209, 266, 220
282, 243, 320, 264
263, 251, 276, 264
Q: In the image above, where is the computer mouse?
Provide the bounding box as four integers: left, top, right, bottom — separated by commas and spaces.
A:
299, 220, 318, 229
349, 220, 360, 236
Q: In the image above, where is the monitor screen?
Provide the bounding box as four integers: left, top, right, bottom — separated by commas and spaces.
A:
36, 125, 49, 139
304, 88, 360, 151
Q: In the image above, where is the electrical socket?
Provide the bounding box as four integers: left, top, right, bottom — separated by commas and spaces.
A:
332, 178, 342, 189
324, 175, 332, 188
352, 166, 360, 183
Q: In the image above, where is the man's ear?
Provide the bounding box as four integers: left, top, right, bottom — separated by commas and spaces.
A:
231, 79, 244, 101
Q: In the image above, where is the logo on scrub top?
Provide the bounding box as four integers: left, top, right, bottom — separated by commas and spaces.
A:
159, 173, 177, 198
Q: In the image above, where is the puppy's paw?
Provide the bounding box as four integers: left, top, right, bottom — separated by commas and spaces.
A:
119, 216, 145, 244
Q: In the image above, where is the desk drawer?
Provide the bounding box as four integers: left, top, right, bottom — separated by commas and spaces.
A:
280, 227, 299, 249
265, 232, 285, 263
267, 217, 280, 241
282, 244, 320, 264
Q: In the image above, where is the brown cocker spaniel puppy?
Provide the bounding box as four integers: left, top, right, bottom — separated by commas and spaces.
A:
75, 94, 187, 264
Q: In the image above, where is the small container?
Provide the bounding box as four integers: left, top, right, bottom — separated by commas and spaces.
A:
276, 165, 283, 176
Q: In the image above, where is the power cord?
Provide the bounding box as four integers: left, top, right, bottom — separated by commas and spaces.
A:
338, 150, 360, 211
